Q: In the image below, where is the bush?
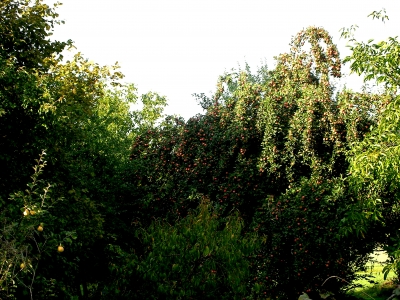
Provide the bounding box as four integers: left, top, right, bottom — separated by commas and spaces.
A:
104, 197, 260, 299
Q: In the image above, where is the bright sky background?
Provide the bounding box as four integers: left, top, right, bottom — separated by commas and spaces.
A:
48, 0, 400, 119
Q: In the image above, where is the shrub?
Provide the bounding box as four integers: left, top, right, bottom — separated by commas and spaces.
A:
104, 197, 260, 299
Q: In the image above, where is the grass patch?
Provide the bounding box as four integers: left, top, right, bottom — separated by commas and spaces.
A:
347, 280, 397, 300
346, 255, 398, 300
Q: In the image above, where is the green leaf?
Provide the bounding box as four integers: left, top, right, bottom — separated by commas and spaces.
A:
298, 293, 311, 300
203, 246, 210, 257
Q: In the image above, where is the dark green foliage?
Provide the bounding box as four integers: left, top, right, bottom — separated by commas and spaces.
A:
252, 177, 375, 299
103, 199, 260, 299
0, 56, 48, 200
1, 1, 399, 299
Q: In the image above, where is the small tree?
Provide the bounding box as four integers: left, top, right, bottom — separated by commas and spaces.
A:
0, 151, 76, 300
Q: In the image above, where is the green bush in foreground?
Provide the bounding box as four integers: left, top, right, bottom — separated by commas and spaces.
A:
104, 198, 260, 299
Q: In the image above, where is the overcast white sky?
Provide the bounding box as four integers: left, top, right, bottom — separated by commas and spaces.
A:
48, 0, 400, 119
